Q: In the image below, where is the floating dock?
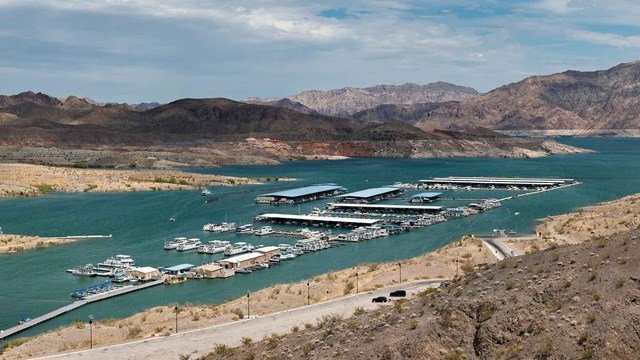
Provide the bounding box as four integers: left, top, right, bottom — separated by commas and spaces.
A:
0, 280, 163, 340
325, 203, 443, 215
254, 213, 381, 228
334, 187, 404, 204
255, 184, 346, 204
419, 177, 576, 189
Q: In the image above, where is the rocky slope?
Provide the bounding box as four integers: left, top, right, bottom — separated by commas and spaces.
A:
210, 227, 640, 360
257, 82, 480, 117
354, 61, 640, 131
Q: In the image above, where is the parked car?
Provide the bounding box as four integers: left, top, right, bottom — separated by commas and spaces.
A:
371, 296, 388, 303
389, 290, 407, 297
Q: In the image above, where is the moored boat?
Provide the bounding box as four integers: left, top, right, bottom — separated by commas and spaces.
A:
176, 238, 201, 251
254, 226, 274, 236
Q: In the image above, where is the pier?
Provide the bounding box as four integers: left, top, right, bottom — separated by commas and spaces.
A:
40, 234, 113, 240
0, 280, 162, 340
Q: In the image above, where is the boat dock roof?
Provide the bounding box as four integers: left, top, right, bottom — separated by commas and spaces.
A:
336, 187, 402, 199
259, 185, 345, 198
219, 252, 264, 264
326, 203, 443, 214
419, 177, 574, 186
255, 213, 381, 227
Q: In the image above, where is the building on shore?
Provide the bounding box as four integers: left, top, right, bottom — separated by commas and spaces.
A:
192, 264, 235, 278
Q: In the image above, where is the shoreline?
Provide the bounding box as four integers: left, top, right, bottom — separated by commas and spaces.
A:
0, 163, 283, 199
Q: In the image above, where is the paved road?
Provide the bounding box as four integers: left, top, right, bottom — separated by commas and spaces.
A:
37, 280, 445, 360
482, 237, 517, 260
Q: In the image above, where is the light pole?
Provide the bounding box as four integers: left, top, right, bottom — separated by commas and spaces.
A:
398, 262, 402, 283
247, 291, 250, 319
88, 314, 94, 349
174, 305, 179, 333
356, 272, 359, 294
306, 281, 310, 305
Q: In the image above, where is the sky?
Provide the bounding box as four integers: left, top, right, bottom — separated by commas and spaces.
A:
0, 0, 639, 103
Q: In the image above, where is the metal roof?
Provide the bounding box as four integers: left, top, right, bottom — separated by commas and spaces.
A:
327, 203, 442, 211
259, 185, 344, 198
219, 252, 264, 263
419, 177, 573, 185
411, 192, 443, 199
336, 187, 401, 199
254, 246, 281, 253
258, 213, 381, 225
163, 264, 194, 272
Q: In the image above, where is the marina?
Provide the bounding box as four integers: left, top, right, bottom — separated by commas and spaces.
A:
255, 184, 347, 204
324, 202, 444, 215
2, 138, 636, 341
409, 192, 442, 203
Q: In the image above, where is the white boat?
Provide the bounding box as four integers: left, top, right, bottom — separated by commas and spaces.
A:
177, 238, 201, 251
201, 189, 212, 196
224, 242, 253, 256
235, 224, 253, 234
198, 240, 231, 254
66, 264, 97, 277
254, 226, 274, 236
164, 236, 187, 250
93, 255, 135, 275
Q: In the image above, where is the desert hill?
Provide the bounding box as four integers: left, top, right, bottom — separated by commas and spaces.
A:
354, 61, 640, 132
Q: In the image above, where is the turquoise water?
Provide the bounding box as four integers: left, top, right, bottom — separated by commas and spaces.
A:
0, 138, 638, 339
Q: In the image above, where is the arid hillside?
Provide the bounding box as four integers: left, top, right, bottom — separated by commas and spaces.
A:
353, 61, 640, 132
209, 229, 640, 359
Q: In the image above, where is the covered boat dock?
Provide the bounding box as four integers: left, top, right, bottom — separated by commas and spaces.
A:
419, 177, 576, 189
410, 192, 442, 203
255, 184, 346, 204
325, 203, 443, 215
334, 187, 404, 204
254, 213, 382, 228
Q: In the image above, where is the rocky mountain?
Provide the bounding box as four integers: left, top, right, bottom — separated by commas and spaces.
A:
354, 61, 640, 131
212, 227, 640, 360
243, 98, 318, 114
250, 82, 480, 117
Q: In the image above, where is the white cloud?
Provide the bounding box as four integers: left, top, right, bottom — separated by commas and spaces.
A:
536, 0, 575, 13
570, 30, 640, 48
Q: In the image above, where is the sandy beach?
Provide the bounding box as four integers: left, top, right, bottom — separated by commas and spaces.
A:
0, 163, 260, 198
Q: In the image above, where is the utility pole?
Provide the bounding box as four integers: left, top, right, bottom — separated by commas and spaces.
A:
356, 272, 359, 294
307, 281, 310, 305
398, 262, 402, 283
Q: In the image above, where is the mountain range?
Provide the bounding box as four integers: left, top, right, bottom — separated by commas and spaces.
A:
247, 82, 480, 117
353, 61, 640, 131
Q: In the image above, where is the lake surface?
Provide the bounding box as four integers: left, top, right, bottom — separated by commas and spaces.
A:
0, 138, 639, 339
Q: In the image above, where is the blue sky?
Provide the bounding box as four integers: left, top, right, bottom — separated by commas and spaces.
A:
0, 0, 639, 103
